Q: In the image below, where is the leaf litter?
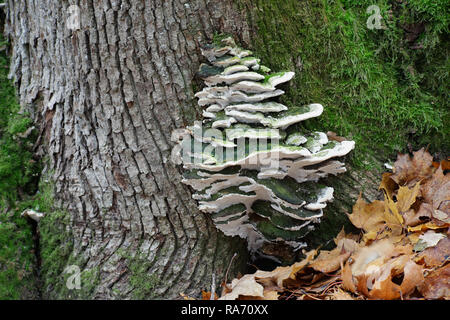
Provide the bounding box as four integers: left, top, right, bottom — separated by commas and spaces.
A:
203, 148, 450, 300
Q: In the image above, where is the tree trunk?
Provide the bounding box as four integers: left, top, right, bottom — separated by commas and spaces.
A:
5, 0, 251, 299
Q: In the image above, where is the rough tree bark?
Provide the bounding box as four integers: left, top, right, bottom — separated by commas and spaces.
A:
5, 0, 252, 299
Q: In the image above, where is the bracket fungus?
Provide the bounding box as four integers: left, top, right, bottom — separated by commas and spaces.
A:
172, 37, 355, 259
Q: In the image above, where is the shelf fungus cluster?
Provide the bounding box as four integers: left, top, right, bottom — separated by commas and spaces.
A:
171, 37, 355, 258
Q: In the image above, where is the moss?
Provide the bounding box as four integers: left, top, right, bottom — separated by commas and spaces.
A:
39, 209, 74, 298
234, 0, 449, 165
127, 251, 161, 299
0, 211, 38, 299
0, 34, 41, 299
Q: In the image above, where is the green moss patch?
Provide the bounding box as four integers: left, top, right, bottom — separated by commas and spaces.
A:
235, 0, 449, 165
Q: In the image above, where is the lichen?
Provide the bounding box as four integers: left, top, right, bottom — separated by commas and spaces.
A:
174, 37, 356, 255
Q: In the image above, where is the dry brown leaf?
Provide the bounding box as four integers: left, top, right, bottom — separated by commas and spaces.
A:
356, 259, 423, 300
334, 228, 360, 252
368, 266, 402, 300
416, 237, 450, 268
397, 183, 421, 213
350, 239, 396, 277
347, 195, 386, 234
341, 260, 357, 293
418, 263, 450, 299
219, 274, 265, 300
407, 232, 421, 245
347, 239, 417, 299
384, 195, 405, 235
263, 290, 279, 300
201, 290, 218, 300
432, 209, 450, 224
379, 172, 398, 200
391, 148, 433, 186
404, 202, 433, 227
399, 260, 424, 295
328, 288, 355, 300
253, 249, 317, 289
432, 159, 450, 170
310, 229, 360, 273
310, 248, 351, 274
407, 221, 449, 233
254, 266, 294, 289
422, 166, 450, 213
415, 230, 446, 251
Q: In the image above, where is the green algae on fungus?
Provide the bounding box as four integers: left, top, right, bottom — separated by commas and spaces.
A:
172, 37, 354, 254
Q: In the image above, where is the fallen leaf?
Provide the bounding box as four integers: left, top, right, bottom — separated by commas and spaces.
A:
341, 260, 357, 293
309, 230, 360, 274
219, 274, 265, 300
407, 221, 449, 232
201, 290, 218, 300
407, 232, 421, 245
391, 148, 433, 186
368, 264, 402, 300
432, 209, 450, 224
416, 237, 450, 268
418, 263, 450, 299
263, 290, 279, 300
399, 260, 424, 296
351, 239, 396, 277
397, 183, 421, 213
432, 159, 450, 171
404, 202, 433, 227
358, 259, 423, 300
253, 249, 317, 288
326, 131, 347, 142
379, 172, 398, 200
421, 166, 450, 213
413, 230, 446, 252
310, 248, 351, 273
347, 195, 386, 234
334, 228, 361, 252
384, 195, 404, 235
328, 288, 355, 300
